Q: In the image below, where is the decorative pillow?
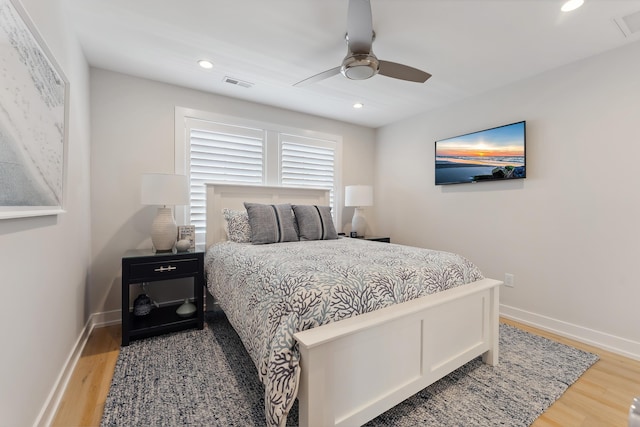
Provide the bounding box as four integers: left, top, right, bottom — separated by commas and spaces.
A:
292, 205, 338, 241
222, 209, 251, 243
244, 202, 299, 244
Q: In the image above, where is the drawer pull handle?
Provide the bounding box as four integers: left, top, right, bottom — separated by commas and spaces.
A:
154, 265, 177, 272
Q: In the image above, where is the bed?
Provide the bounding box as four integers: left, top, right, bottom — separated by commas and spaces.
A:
204, 183, 502, 427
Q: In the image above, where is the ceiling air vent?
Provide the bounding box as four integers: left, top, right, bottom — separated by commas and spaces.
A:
614, 10, 640, 37
223, 76, 254, 88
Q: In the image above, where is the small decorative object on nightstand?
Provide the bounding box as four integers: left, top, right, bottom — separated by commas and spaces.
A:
177, 225, 196, 249
121, 248, 205, 345
133, 294, 153, 316
176, 298, 196, 317
176, 239, 191, 252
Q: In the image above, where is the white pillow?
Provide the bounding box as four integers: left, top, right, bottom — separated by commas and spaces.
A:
222, 209, 251, 243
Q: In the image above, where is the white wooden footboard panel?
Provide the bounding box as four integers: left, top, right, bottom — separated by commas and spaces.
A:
295, 278, 501, 427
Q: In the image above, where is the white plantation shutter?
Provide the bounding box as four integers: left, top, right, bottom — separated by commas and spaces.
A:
280, 134, 336, 210
187, 121, 265, 241
177, 110, 342, 243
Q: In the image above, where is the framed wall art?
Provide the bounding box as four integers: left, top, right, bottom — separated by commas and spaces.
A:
0, 0, 69, 219
178, 225, 196, 249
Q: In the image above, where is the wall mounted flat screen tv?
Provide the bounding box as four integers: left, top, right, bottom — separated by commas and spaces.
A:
435, 121, 526, 185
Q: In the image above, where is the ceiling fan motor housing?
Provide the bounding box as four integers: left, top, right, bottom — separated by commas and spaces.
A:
341, 54, 379, 80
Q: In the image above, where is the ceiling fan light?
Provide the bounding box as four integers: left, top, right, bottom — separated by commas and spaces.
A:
341, 54, 379, 80
343, 65, 376, 80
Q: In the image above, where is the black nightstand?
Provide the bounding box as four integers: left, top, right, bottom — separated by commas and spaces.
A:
121, 248, 205, 346
342, 235, 391, 243
362, 236, 391, 243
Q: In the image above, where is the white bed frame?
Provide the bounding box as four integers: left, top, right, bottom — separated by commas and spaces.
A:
205, 183, 502, 427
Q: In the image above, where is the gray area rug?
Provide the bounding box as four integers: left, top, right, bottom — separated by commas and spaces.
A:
101, 310, 598, 426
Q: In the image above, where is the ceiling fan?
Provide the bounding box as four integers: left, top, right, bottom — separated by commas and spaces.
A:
294, 0, 432, 87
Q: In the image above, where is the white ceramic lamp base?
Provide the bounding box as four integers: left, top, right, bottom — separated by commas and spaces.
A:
351, 207, 367, 237
151, 207, 177, 252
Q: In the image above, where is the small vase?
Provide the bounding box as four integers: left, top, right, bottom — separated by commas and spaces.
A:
176, 239, 191, 252
176, 298, 196, 318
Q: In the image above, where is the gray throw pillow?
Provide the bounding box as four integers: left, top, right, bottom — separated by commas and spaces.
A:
244, 202, 299, 244
292, 205, 338, 241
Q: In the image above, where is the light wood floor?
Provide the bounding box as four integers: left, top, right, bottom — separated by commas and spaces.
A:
52, 318, 640, 427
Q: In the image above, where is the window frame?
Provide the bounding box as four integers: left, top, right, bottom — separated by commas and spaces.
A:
175, 107, 343, 242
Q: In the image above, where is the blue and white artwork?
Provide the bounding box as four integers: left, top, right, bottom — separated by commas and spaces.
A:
0, 0, 67, 219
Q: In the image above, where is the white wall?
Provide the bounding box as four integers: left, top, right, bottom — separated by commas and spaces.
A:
376, 40, 640, 359
0, 0, 91, 425
89, 68, 376, 315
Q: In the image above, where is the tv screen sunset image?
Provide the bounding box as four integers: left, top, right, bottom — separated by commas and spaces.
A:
435, 121, 525, 185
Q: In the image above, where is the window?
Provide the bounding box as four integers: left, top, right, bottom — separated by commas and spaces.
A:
281, 134, 336, 208
175, 108, 342, 244
186, 120, 264, 235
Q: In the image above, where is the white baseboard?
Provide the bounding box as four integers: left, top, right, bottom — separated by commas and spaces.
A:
92, 308, 122, 328
34, 309, 120, 427
34, 318, 94, 427
500, 304, 640, 361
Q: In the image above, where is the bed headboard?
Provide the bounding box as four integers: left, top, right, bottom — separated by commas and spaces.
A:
205, 183, 331, 248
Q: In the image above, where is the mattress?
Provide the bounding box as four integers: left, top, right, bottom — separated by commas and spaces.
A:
205, 237, 484, 426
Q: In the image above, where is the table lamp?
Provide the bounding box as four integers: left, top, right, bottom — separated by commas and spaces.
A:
141, 173, 189, 252
345, 185, 373, 237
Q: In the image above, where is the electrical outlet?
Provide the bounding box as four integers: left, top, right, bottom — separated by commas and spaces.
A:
504, 273, 515, 288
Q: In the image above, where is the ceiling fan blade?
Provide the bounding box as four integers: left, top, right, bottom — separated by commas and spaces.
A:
378, 60, 432, 83
347, 0, 373, 53
293, 66, 342, 87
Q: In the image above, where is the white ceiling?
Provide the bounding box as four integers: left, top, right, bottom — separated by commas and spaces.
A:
63, 0, 640, 128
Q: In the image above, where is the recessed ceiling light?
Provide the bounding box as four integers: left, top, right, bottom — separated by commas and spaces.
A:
198, 59, 213, 69
561, 0, 584, 12
353, 102, 364, 109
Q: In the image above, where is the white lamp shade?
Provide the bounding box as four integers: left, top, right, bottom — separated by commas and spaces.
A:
345, 185, 373, 207
141, 173, 189, 206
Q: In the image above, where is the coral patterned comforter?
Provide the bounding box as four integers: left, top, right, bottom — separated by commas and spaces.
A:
204, 237, 484, 427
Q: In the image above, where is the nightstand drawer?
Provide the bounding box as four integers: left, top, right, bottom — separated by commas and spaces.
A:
129, 258, 199, 280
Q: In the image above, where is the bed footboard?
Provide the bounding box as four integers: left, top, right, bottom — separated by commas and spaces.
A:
294, 277, 501, 427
